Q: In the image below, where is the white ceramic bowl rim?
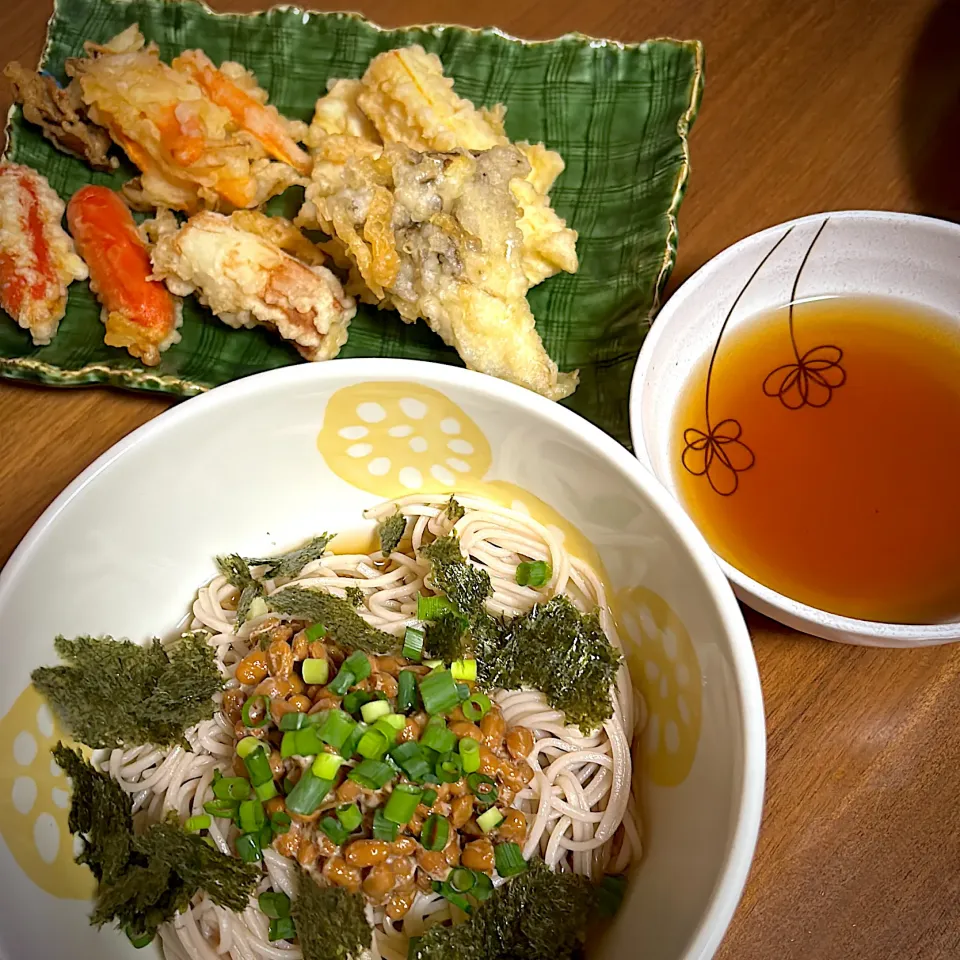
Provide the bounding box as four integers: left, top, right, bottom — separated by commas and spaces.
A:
1, 358, 764, 960
631, 209, 960, 644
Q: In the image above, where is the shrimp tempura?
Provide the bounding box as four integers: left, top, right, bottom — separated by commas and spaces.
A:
68, 25, 308, 212
67, 185, 181, 366
147, 210, 355, 361
0, 163, 87, 345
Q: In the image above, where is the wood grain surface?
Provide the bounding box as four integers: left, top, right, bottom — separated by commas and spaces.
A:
2, 1, 960, 958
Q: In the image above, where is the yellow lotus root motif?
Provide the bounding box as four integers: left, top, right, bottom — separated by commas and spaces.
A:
618, 586, 701, 787
0, 684, 93, 899
318, 381, 492, 497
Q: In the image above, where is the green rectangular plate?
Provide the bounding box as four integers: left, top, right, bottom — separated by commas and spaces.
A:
0, 0, 703, 447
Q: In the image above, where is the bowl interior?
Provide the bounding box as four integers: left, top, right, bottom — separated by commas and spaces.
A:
0, 361, 762, 960
630, 211, 960, 646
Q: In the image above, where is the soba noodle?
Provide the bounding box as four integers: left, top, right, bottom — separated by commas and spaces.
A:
103, 493, 644, 960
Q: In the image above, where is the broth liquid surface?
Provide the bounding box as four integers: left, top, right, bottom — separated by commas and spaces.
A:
672, 295, 960, 623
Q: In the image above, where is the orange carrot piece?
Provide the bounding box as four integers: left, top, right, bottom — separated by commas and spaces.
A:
178, 50, 311, 174
66, 185, 179, 366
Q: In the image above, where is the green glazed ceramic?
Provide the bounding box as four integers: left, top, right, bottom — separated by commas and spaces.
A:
0, 0, 703, 446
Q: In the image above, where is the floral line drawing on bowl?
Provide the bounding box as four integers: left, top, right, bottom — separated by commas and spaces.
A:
761, 219, 846, 409
681, 218, 845, 496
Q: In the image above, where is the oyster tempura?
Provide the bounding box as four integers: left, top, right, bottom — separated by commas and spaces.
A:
300, 142, 577, 399
300, 45, 579, 399
67, 25, 308, 213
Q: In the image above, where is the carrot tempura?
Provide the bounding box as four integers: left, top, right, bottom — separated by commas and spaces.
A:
66, 185, 181, 366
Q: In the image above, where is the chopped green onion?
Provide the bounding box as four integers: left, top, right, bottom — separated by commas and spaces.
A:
319, 815, 349, 846
279, 712, 309, 732
185, 814, 211, 833
449, 866, 476, 893
312, 752, 344, 779
458, 737, 480, 773
381, 713, 406, 731
317, 709, 357, 751
467, 772, 498, 805
389, 741, 432, 781
477, 807, 503, 834
243, 746, 273, 787
343, 650, 372, 682
125, 927, 155, 949
421, 813, 450, 852
472, 871, 494, 901
597, 874, 628, 917
241, 694, 270, 728
361, 699, 392, 723
383, 783, 423, 824
348, 758, 395, 790
423, 659, 442, 670
271, 811, 292, 834
268, 916, 296, 942
247, 597, 269, 621
301, 658, 329, 685
417, 594, 455, 620
372, 808, 399, 842
236, 831, 262, 863
450, 659, 477, 682
516, 560, 551, 587
256, 780, 278, 802
212, 776, 251, 801
342, 690, 375, 715
294, 726, 325, 757
336, 802, 363, 832
494, 840, 526, 876
397, 670, 418, 713
456, 683, 470, 700
372, 717, 401, 746
304, 621, 327, 641
340, 721, 367, 759
236, 736, 263, 759
285, 769, 333, 816
357, 727, 390, 759
282, 775, 297, 796
258, 890, 291, 920
239, 799, 266, 834
203, 798, 239, 819
419, 716, 457, 754
435, 751, 463, 783
420, 669, 460, 715
421, 787, 438, 809
461, 693, 492, 722
327, 667, 355, 696
280, 731, 299, 759
402, 625, 425, 661
435, 879, 473, 914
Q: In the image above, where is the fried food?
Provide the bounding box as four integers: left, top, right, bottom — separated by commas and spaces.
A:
67, 25, 307, 212
66, 185, 181, 366
301, 45, 579, 398
0, 162, 88, 345
300, 142, 577, 399
355, 45, 508, 153
347, 45, 578, 289
3, 64, 116, 171
147, 210, 355, 361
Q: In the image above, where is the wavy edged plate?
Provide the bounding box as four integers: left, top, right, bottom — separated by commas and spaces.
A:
0, 0, 703, 446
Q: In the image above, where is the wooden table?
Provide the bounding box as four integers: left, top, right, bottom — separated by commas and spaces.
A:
2, 0, 960, 957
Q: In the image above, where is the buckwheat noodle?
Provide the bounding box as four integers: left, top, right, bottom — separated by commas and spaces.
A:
103, 494, 644, 960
